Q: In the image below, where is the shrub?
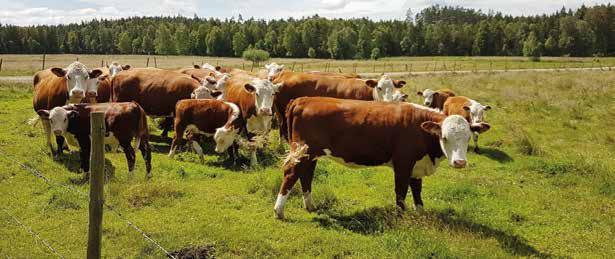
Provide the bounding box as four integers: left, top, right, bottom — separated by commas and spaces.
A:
242, 48, 270, 67
370, 48, 381, 60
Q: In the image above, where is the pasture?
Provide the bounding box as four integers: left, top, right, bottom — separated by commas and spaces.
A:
0, 68, 614, 258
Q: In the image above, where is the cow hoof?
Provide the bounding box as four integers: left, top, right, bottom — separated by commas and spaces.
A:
274, 209, 284, 220
414, 204, 425, 213
474, 148, 481, 154
396, 201, 407, 211
146, 173, 153, 180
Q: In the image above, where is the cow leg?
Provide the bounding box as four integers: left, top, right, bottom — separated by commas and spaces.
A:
160, 117, 173, 138
473, 132, 480, 153
409, 178, 424, 212
298, 161, 317, 212
54, 136, 65, 160
190, 140, 204, 163
168, 124, 185, 158
393, 161, 413, 210
42, 119, 54, 156
120, 140, 136, 179
250, 149, 258, 167
275, 159, 316, 219
138, 137, 152, 179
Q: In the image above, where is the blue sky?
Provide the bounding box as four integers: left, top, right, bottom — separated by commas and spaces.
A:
0, 0, 612, 25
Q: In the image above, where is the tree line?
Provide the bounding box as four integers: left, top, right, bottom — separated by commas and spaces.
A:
0, 4, 614, 59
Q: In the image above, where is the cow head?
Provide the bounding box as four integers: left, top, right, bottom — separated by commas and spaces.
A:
463, 100, 491, 124
421, 115, 490, 168
107, 61, 131, 77
417, 89, 437, 107
367, 75, 406, 102
36, 106, 78, 136
190, 75, 218, 99
265, 63, 284, 81
214, 126, 239, 153
392, 90, 408, 102
214, 73, 232, 91
50, 62, 102, 102
244, 79, 282, 116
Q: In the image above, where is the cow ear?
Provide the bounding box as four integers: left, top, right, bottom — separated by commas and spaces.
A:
244, 83, 256, 93
215, 66, 221, 71
470, 122, 491, 133
211, 91, 223, 98
68, 111, 79, 120
416, 91, 423, 96
37, 110, 50, 119
463, 105, 471, 112
420, 121, 442, 137
401, 93, 408, 100
191, 75, 203, 84
194, 64, 201, 69
89, 69, 103, 79
393, 80, 406, 88
365, 80, 378, 88
122, 64, 131, 70
51, 68, 66, 77
484, 105, 491, 110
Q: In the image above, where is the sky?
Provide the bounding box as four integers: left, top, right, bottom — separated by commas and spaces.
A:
0, 0, 612, 26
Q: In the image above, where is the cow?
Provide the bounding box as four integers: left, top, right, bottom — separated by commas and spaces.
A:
168, 98, 243, 163
416, 89, 456, 110
31, 62, 103, 156
271, 71, 407, 141
111, 68, 218, 137
36, 102, 152, 178
274, 97, 491, 219
306, 71, 362, 78
264, 62, 285, 80
442, 96, 492, 153
107, 61, 131, 77
221, 76, 282, 166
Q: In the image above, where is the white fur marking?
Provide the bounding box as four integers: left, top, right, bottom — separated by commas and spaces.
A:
274, 193, 289, 219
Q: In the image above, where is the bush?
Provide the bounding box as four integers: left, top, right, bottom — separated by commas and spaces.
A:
242, 48, 270, 67
307, 47, 316, 58
370, 48, 381, 60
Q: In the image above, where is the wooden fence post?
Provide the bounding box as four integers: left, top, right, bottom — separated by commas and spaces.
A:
101, 59, 104, 68
87, 112, 105, 259
0, 58, 3, 71
291, 62, 296, 71
301, 63, 304, 72
42, 54, 46, 70
146, 57, 150, 67
154, 57, 158, 68
373, 63, 376, 72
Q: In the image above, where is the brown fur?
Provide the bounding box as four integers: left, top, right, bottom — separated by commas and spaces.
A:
223, 76, 259, 120
33, 69, 69, 112
442, 96, 472, 121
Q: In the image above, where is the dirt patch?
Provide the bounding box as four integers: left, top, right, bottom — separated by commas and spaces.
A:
170, 245, 215, 259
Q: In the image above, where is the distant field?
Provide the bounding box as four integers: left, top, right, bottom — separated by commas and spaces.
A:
1, 54, 615, 77
1, 70, 614, 258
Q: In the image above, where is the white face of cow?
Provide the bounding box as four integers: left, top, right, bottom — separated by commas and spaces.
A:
368, 75, 406, 102
417, 89, 436, 107
392, 90, 408, 102
108, 62, 130, 77
244, 79, 281, 117
465, 100, 491, 124
265, 63, 284, 80
51, 62, 102, 102
213, 126, 238, 153
37, 106, 75, 136
215, 73, 231, 91
421, 115, 490, 168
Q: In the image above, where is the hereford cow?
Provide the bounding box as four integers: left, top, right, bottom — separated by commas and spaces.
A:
443, 96, 492, 153
111, 68, 218, 137
274, 97, 490, 219
32, 62, 103, 156
107, 61, 131, 77
271, 71, 407, 141
36, 102, 152, 178
416, 89, 456, 110
168, 98, 243, 163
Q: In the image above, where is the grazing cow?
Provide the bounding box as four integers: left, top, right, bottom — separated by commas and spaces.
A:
416, 89, 456, 110
443, 96, 492, 153
36, 102, 152, 178
271, 71, 407, 141
222, 76, 282, 166
111, 68, 217, 137
168, 98, 242, 163
32, 62, 103, 156
274, 97, 490, 219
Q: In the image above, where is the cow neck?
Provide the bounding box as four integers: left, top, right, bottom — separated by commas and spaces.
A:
66, 104, 93, 136
412, 105, 446, 163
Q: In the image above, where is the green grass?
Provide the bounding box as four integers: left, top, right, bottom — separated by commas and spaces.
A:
1, 70, 614, 258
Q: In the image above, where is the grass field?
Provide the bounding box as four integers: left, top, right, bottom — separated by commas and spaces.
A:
1, 54, 615, 77
0, 69, 614, 258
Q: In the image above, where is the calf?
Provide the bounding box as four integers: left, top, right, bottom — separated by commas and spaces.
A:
168, 99, 242, 163
443, 96, 492, 153
416, 89, 456, 110
36, 102, 152, 178
275, 97, 490, 219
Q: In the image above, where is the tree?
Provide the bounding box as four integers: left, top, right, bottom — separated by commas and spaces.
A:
242, 48, 270, 67
141, 32, 154, 54
371, 47, 381, 60
174, 24, 191, 55
232, 31, 249, 57
67, 31, 80, 53
544, 35, 558, 56
154, 23, 175, 55
356, 25, 372, 59
523, 32, 543, 61
283, 24, 302, 57
116, 32, 132, 54
206, 26, 225, 56
327, 27, 357, 59
307, 47, 316, 58
131, 37, 142, 54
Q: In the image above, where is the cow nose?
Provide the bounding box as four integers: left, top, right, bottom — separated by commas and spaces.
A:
260, 108, 272, 116
71, 89, 84, 97
453, 160, 467, 168
53, 130, 62, 136
86, 91, 97, 97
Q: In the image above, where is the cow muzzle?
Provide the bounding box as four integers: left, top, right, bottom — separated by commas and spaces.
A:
86, 91, 98, 97
259, 108, 273, 116
53, 130, 63, 136
453, 160, 467, 168
70, 89, 85, 99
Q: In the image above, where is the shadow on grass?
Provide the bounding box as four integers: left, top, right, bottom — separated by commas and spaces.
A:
478, 147, 514, 163
315, 206, 552, 257
55, 151, 116, 185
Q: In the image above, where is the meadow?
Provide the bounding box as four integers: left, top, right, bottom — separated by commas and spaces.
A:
0, 68, 614, 258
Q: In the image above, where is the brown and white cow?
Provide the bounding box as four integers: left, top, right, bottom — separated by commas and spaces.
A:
95, 62, 132, 102
274, 97, 490, 219
416, 89, 456, 110
168, 98, 243, 163
443, 96, 492, 153
32, 62, 103, 156
111, 68, 217, 137
107, 61, 131, 77
36, 102, 152, 178
271, 71, 407, 141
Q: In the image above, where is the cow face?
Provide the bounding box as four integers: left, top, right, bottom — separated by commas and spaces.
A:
392, 90, 408, 102
265, 63, 284, 80
214, 126, 238, 153
215, 73, 231, 91
51, 62, 102, 102
368, 75, 406, 102
108, 62, 130, 77
190, 75, 218, 99
417, 89, 436, 107
463, 100, 491, 124
36, 106, 77, 136
421, 115, 489, 168
244, 79, 282, 117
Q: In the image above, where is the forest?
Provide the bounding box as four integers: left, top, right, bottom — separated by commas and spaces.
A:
0, 4, 614, 59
